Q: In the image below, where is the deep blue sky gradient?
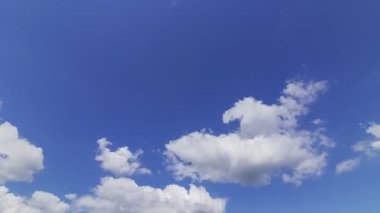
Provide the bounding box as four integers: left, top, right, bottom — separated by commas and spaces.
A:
1, 0, 380, 212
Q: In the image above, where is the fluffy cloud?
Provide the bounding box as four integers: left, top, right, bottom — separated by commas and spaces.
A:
95, 138, 151, 176
71, 176, 226, 213
352, 123, 380, 156
72, 140, 226, 213
335, 158, 360, 174
0, 186, 69, 213
0, 122, 44, 184
222, 80, 327, 138
166, 80, 331, 186
0, 122, 67, 212
0, 109, 225, 213
1, 131, 225, 213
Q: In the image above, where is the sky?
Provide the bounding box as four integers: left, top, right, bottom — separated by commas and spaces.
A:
0, 0, 380, 212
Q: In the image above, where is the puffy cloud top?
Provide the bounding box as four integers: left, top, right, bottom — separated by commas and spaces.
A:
0, 186, 69, 213
0, 122, 44, 184
71, 176, 226, 213
222, 80, 327, 138
95, 138, 151, 176
166, 80, 330, 186
0, 130, 226, 213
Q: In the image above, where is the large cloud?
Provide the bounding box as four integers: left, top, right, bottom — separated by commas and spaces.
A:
166, 80, 331, 186
71, 176, 226, 213
0, 186, 69, 213
0, 122, 44, 184
95, 138, 151, 176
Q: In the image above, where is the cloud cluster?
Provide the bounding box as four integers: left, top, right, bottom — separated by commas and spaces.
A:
71, 176, 226, 213
0, 186, 69, 213
166, 80, 331, 186
0, 122, 43, 184
0, 122, 68, 212
96, 138, 151, 176
335, 123, 380, 175
0, 79, 346, 212
0, 121, 225, 213
72, 138, 225, 213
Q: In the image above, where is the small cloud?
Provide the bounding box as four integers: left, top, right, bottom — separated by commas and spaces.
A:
366, 123, 380, 138
311, 118, 323, 125
352, 123, 380, 157
95, 138, 151, 176
335, 158, 360, 174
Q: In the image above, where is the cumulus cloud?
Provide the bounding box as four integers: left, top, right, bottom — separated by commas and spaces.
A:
71, 176, 226, 213
0, 105, 224, 213
335, 158, 360, 174
71, 140, 226, 213
0, 121, 67, 212
0, 186, 69, 213
1, 132, 225, 213
0, 122, 44, 184
95, 138, 151, 176
166, 80, 331, 186
352, 123, 380, 156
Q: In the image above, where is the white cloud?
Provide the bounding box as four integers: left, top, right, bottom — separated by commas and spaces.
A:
0, 122, 44, 184
1, 132, 225, 213
166, 132, 327, 186
366, 123, 380, 138
0, 186, 69, 213
0, 100, 225, 213
352, 123, 380, 156
95, 138, 151, 176
68, 139, 226, 212
166, 80, 330, 186
222, 80, 327, 138
335, 158, 360, 174
0, 121, 67, 212
71, 176, 226, 213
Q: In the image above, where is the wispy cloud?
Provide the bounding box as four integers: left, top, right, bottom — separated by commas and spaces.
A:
335, 158, 360, 174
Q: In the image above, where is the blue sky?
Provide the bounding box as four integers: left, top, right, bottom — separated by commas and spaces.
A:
0, 0, 380, 212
